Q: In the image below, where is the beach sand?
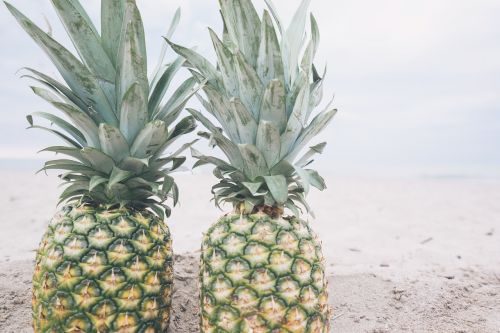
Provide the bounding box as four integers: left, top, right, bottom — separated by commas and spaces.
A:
1, 171, 499, 332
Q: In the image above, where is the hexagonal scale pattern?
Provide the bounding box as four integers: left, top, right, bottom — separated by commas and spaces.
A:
200, 212, 331, 333
32, 205, 173, 333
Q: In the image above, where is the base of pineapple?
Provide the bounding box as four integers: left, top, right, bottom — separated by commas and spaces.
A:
32, 204, 173, 332
200, 211, 331, 332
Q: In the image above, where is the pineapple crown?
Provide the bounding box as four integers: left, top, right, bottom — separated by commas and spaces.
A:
5, 0, 201, 217
169, 0, 336, 217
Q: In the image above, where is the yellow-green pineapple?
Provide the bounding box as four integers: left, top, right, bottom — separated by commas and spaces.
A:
169, 0, 336, 331
5, 0, 199, 331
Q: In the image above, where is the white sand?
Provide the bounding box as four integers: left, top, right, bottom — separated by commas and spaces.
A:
1, 170, 499, 332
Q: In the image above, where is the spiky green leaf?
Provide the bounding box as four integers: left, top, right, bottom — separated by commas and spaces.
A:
167, 39, 221, 85
202, 85, 241, 142
296, 142, 327, 167
5, 2, 117, 125
242, 181, 263, 196
29, 125, 82, 148
80, 147, 115, 174
257, 10, 284, 85
293, 165, 310, 194
50, 0, 115, 82
284, 0, 311, 85
130, 120, 167, 158
39, 146, 87, 164
263, 175, 288, 204
101, 0, 125, 66
230, 98, 258, 144
98, 124, 129, 163
117, 0, 148, 104
238, 144, 268, 181
120, 82, 148, 144
152, 7, 180, 78
219, 0, 261, 67
305, 169, 326, 190
288, 108, 337, 161
23, 68, 90, 118
156, 77, 199, 124
310, 13, 320, 58
28, 112, 86, 146
260, 79, 286, 132
149, 56, 184, 115
89, 176, 108, 191
108, 166, 132, 189
234, 52, 263, 119
256, 120, 280, 168
209, 28, 239, 96
263, 0, 283, 35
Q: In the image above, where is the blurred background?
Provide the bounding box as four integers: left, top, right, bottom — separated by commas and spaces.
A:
1, 0, 499, 177
0, 0, 499, 257
1, 0, 499, 265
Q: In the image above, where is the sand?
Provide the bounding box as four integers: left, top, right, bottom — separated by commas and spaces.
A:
2, 257, 499, 332
1, 170, 499, 332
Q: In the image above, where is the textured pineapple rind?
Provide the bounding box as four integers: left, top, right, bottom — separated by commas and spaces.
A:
200, 212, 331, 333
32, 204, 173, 333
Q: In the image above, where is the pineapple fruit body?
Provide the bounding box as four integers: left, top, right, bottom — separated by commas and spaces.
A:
200, 211, 330, 332
32, 204, 173, 333
5, 0, 196, 331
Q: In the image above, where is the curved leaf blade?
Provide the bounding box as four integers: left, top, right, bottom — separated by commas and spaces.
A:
29, 125, 82, 148
101, 0, 125, 66
234, 52, 263, 119
288, 108, 336, 162
120, 82, 148, 144
219, 0, 261, 67
80, 147, 115, 174
260, 79, 286, 132
98, 124, 130, 163
28, 111, 86, 146
108, 166, 132, 189
258, 10, 284, 85
149, 56, 184, 115
50, 0, 115, 82
5, 2, 117, 126
167, 39, 221, 85
89, 175, 108, 191
230, 98, 258, 144
263, 175, 288, 204
152, 7, 181, 79
131, 120, 167, 158
209, 28, 239, 96
117, 0, 148, 105
256, 120, 280, 168
238, 144, 268, 181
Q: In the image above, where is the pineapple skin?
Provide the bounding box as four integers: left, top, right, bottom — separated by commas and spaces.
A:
200, 212, 331, 333
32, 204, 173, 333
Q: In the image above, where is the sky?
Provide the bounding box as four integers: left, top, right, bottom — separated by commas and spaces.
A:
0, 0, 499, 177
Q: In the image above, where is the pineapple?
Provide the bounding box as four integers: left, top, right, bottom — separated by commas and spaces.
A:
169, 0, 336, 331
5, 0, 199, 331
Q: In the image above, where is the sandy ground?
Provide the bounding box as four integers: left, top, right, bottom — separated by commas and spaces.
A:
1, 170, 499, 332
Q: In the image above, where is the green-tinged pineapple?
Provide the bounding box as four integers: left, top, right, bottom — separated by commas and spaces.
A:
33, 206, 173, 332
169, 0, 336, 331
5, 0, 199, 331
200, 212, 330, 332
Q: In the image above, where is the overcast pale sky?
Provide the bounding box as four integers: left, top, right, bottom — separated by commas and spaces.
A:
0, 0, 499, 177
